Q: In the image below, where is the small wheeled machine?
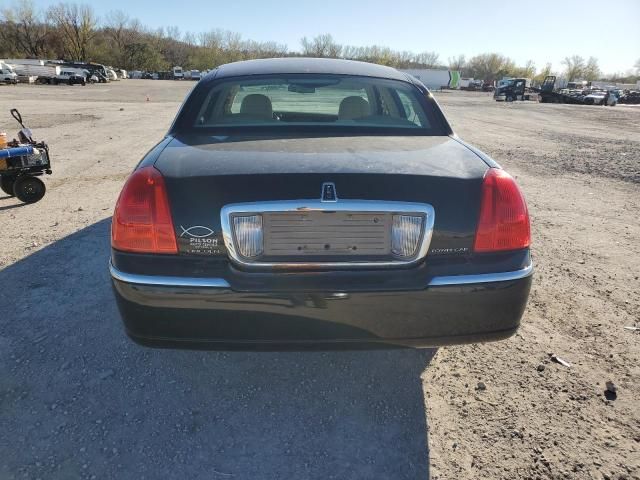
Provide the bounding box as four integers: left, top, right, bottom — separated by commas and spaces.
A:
0, 109, 52, 203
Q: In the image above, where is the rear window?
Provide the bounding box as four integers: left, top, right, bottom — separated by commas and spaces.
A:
183, 74, 444, 135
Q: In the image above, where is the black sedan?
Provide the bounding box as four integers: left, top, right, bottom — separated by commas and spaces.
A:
110, 58, 532, 349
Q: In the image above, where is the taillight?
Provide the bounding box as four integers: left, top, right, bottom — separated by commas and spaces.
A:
473, 168, 530, 253
111, 166, 177, 254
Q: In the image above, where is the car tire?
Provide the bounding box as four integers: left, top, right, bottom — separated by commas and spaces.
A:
13, 176, 46, 203
506, 95, 514, 102
1, 176, 16, 196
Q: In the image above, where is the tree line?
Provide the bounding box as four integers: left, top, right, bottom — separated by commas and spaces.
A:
1, 1, 638, 84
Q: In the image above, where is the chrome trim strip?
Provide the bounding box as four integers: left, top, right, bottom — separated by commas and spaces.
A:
221, 200, 435, 270
427, 263, 533, 286
110, 262, 532, 289
109, 262, 231, 288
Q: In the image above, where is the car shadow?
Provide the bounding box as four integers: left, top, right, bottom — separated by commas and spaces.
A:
0, 218, 434, 480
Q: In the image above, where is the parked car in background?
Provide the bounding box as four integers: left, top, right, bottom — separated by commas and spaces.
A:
190, 69, 201, 81
172, 66, 184, 80
110, 58, 532, 350
53, 70, 86, 85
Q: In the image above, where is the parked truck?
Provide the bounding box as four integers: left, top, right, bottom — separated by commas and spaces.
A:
494, 78, 532, 101
537, 76, 616, 105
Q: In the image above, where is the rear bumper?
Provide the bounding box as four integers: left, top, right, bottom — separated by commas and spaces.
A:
110, 262, 532, 350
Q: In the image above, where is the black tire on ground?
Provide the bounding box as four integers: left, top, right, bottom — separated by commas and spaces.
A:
1, 176, 16, 196
506, 95, 514, 102
13, 176, 46, 203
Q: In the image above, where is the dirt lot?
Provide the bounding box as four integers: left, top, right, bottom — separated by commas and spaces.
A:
0, 81, 638, 480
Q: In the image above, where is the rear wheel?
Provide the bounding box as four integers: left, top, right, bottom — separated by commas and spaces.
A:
13, 176, 46, 203
506, 95, 514, 102
1, 176, 16, 196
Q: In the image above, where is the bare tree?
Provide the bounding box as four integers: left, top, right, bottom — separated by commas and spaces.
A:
583, 56, 601, 81
522, 59, 535, 78
165, 25, 180, 40
414, 51, 440, 68
301, 34, 342, 58
448, 54, 466, 73
198, 29, 224, 49
534, 62, 553, 84
562, 55, 586, 81
47, 2, 98, 61
1, 0, 50, 57
157, 25, 190, 67
103, 10, 143, 68
466, 53, 515, 82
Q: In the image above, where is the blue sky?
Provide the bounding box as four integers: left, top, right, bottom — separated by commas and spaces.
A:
12, 0, 640, 74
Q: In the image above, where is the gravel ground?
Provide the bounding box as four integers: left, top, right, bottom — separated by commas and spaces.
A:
427, 91, 640, 480
0, 82, 638, 479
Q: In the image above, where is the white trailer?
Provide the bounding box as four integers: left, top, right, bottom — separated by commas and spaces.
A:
459, 77, 473, 89
172, 66, 184, 80
3, 58, 48, 66
13, 64, 60, 79
398, 69, 460, 90
4, 59, 60, 83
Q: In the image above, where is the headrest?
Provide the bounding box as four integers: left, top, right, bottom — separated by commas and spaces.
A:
338, 96, 370, 120
240, 94, 273, 119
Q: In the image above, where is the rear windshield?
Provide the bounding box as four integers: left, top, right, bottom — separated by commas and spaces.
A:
180, 74, 445, 135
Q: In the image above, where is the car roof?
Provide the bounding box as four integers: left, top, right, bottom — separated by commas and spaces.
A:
209, 57, 414, 83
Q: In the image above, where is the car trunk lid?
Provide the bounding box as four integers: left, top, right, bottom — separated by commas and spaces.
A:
153, 135, 488, 260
